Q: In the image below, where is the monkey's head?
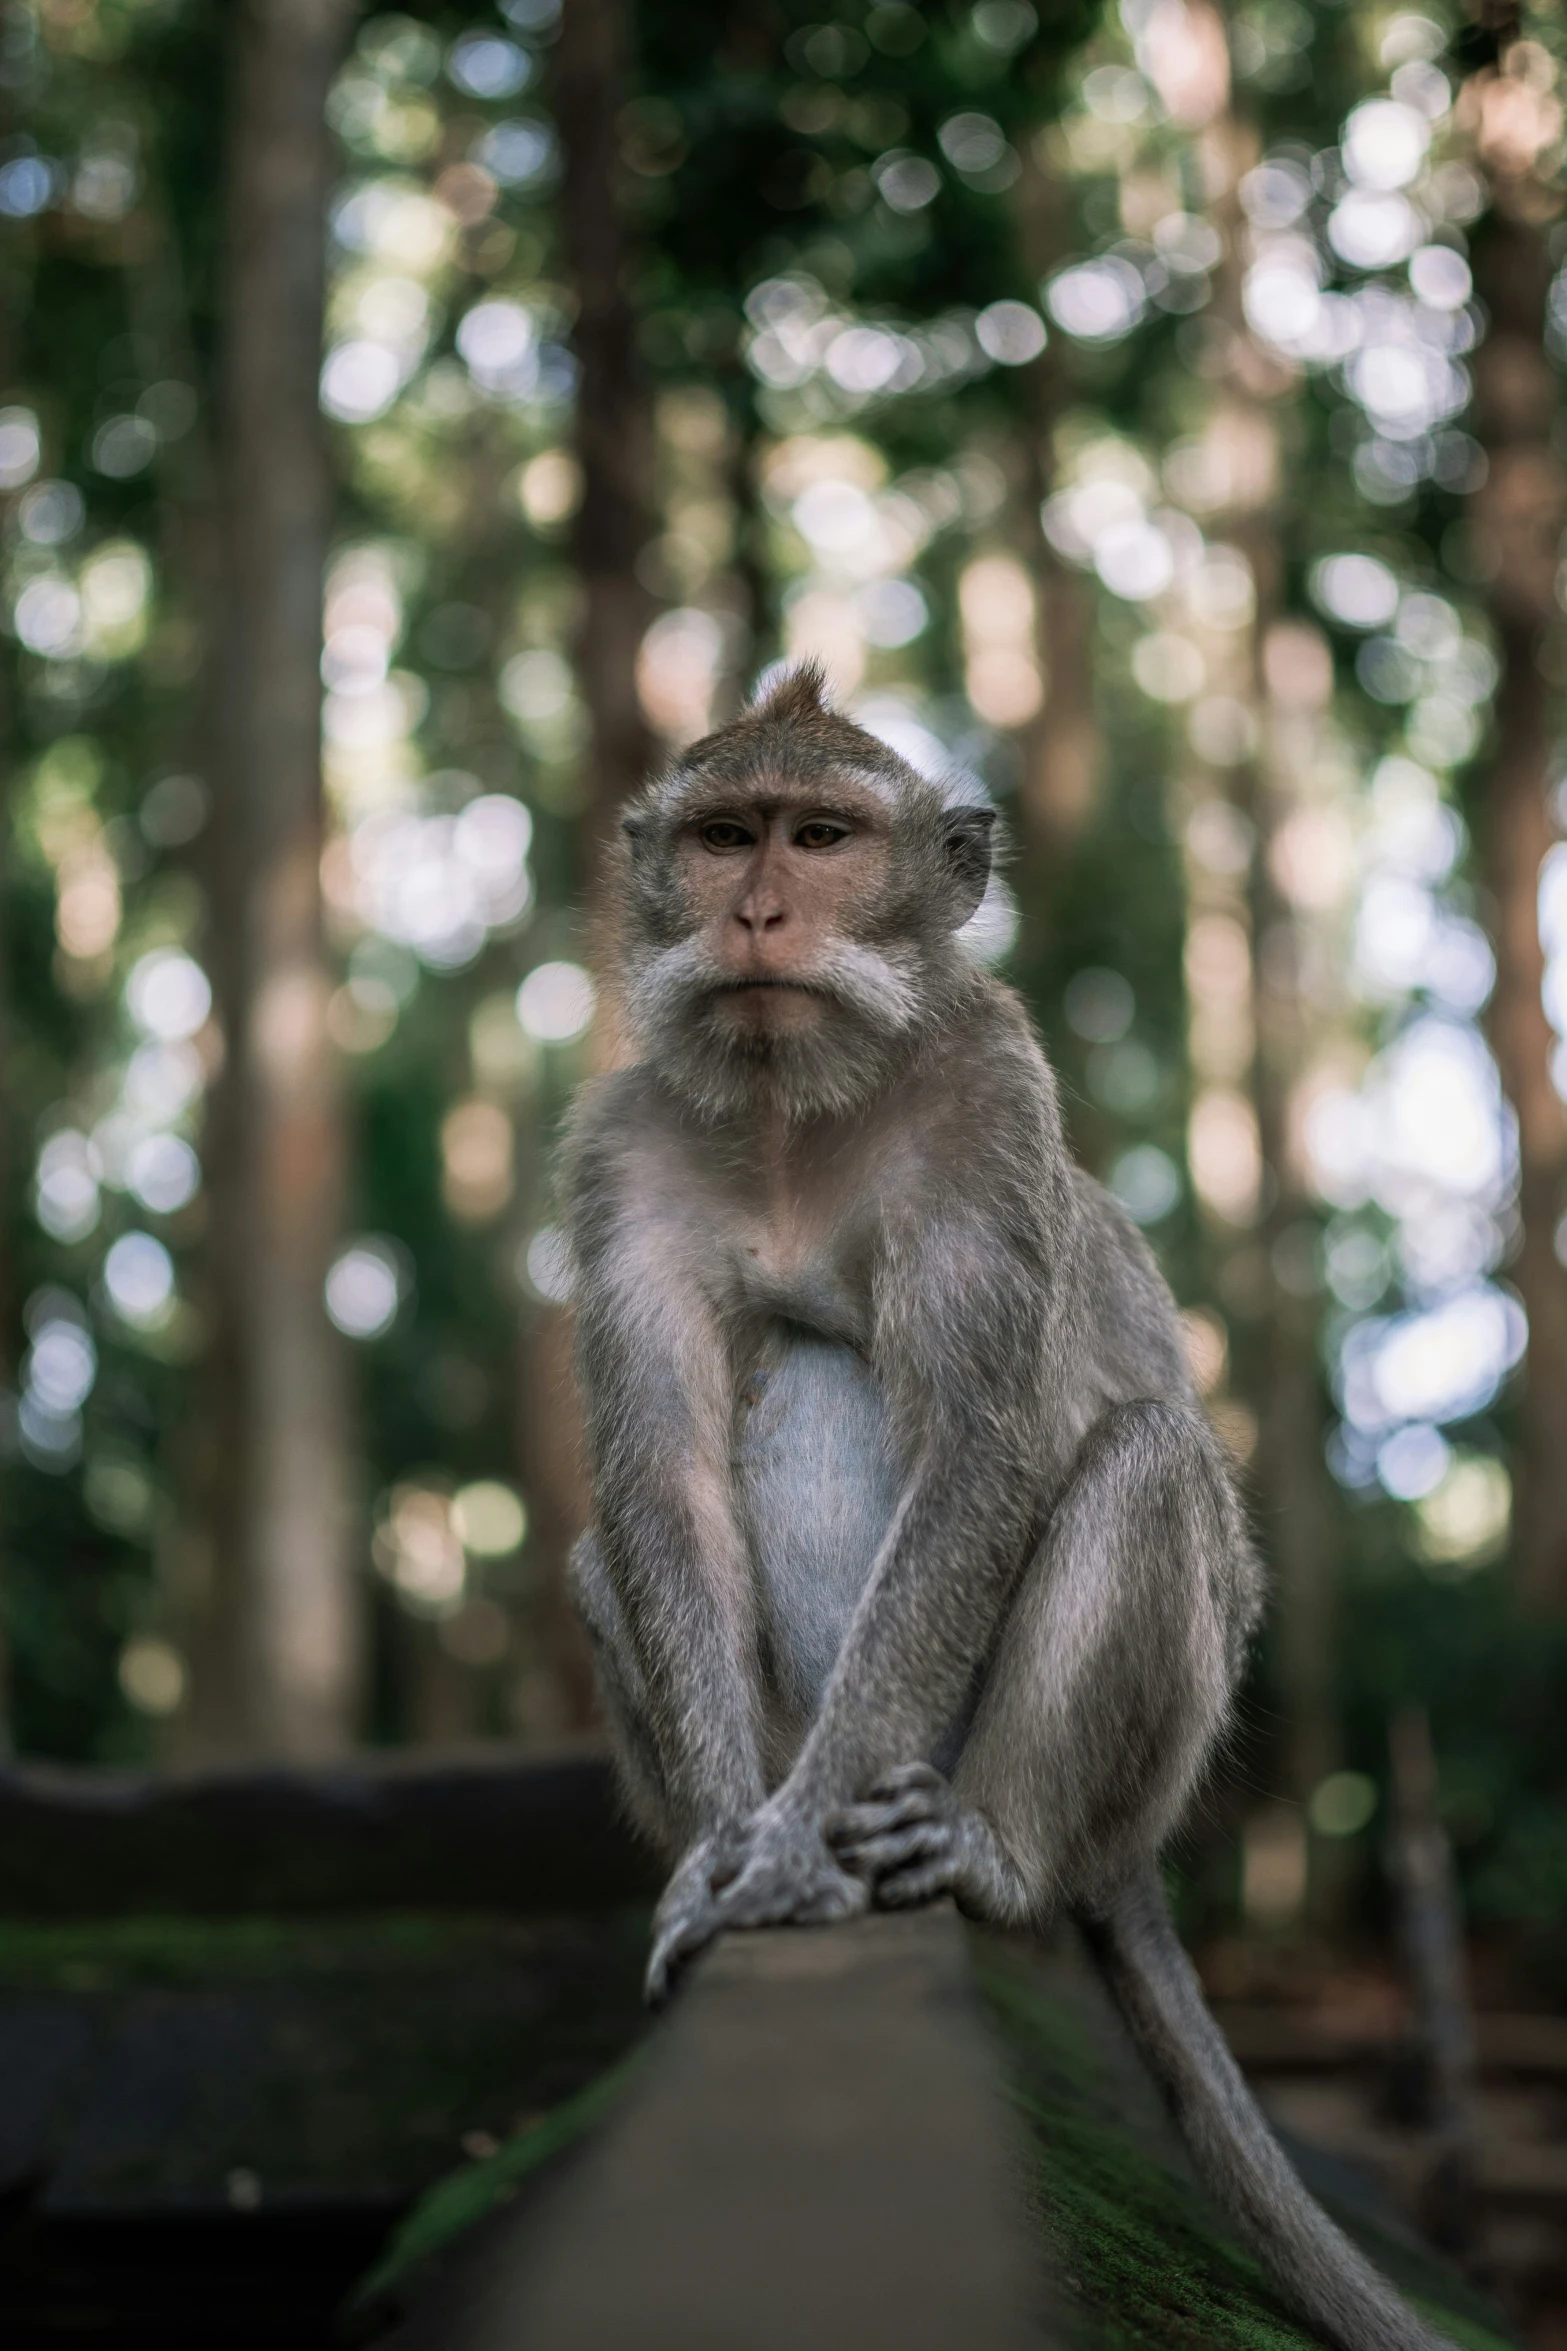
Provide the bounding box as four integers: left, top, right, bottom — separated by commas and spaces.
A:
615, 664, 996, 1123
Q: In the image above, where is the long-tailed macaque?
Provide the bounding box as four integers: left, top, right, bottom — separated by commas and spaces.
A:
563, 667, 1452, 2351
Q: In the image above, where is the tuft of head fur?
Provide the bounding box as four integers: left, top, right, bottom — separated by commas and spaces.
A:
614, 665, 995, 1126
750, 659, 834, 727
626, 660, 932, 827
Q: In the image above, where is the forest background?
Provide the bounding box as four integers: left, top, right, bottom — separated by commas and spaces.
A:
2, 0, 1566, 1997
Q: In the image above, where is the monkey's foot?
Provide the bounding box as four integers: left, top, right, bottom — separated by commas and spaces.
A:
644, 1823, 754, 2007
703, 1797, 872, 1939
827, 1763, 1026, 1921
646, 1808, 872, 2003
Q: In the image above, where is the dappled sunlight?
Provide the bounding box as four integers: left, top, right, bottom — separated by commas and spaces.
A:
0, 9, 1563, 2132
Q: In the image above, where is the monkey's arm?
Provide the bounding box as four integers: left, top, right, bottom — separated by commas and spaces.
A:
707, 1194, 1059, 1934
580, 1223, 877, 1999
819, 1214, 1050, 1768
572, 1197, 768, 1846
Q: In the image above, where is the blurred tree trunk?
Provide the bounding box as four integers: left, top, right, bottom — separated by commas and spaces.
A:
727, 397, 772, 696
0, 130, 17, 1756
1025, 557, 1099, 853
556, 0, 654, 875
1012, 377, 1099, 858
0, 751, 11, 1757
517, 0, 657, 1740
514, 1298, 597, 1734
1468, 203, 1567, 1611
1013, 153, 1100, 869
1204, 96, 1341, 1823
1246, 750, 1339, 1815
193, 0, 359, 1758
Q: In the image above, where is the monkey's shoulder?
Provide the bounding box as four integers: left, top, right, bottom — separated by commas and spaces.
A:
927, 994, 1192, 1395
910, 984, 1068, 1173
559, 1068, 686, 1234
560, 1065, 694, 1171
1066, 1163, 1192, 1397
562, 1067, 784, 1263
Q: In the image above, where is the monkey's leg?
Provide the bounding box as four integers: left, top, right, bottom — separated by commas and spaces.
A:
568, 1533, 675, 1850
571, 1533, 761, 1999
829, 1400, 1237, 1919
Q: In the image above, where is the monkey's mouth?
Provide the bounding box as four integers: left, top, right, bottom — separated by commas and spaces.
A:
708, 977, 831, 1033
716, 978, 821, 994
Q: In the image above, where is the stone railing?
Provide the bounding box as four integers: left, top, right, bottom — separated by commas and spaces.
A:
389, 1908, 1047, 2351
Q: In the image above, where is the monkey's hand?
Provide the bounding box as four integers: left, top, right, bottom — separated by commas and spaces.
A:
701, 1794, 871, 1939
827, 1762, 1026, 1920
646, 1800, 878, 2004
645, 1822, 755, 2006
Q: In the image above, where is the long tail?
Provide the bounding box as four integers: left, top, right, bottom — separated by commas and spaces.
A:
1081, 1865, 1455, 2351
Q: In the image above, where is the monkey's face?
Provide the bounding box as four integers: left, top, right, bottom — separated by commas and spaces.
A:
675, 790, 892, 1043
618, 770, 977, 1123
615, 667, 996, 1122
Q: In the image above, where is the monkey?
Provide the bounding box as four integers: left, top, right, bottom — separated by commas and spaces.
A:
560, 665, 1454, 2351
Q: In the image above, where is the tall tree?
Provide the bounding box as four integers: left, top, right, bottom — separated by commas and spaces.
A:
194, 0, 360, 1757
508, 0, 660, 1739
555, 0, 655, 873
0, 737, 10, 1762
1463, 34, 1567, 1611
1143, 14, 1342, 1815
1220, 300, 1341, 1814
1012, 153, 1100, 863
0, 558, 10, 1763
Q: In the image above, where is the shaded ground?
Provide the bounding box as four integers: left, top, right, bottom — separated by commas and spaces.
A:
0, 1909, 650, 2348
0, 1898, 1528, 2348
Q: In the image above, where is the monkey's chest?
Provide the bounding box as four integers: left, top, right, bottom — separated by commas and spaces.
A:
732, 1224, 865, 1344
731, 1326, 902, 1721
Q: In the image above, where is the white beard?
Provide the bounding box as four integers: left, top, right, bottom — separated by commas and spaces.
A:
626, 936, 926, 1125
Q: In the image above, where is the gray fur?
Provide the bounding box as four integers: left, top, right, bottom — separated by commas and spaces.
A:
1085, 1871, 1453, 2351
735, 1331, 904, 1727
612, 666, 994, 1128
564, 668, 1452, 2351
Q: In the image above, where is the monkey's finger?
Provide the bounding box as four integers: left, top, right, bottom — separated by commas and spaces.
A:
709, 1880, 796, 1931
762, 1866, 869, 1926
712, 1861, 866, 1932
644, 1933, 688, 2007
838, 1824, 947, 1879
873, 1859, 957, 1909
644, 1930, 703, 2007
644, 1903, 721, 2006
644, 1942, 676, 2007
791, 1875, 871, 1925
864, 1762, 948, 1805
827, 1792, 935, 1847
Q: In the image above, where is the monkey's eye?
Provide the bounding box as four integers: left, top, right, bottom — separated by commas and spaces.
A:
698, 819, 754, 852
795, 819, 850, 850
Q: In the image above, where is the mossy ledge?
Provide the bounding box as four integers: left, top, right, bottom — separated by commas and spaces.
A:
974, 1929, 1517, 2351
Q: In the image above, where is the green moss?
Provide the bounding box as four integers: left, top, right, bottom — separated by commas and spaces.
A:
975, 1939, 1516, 2351
350, 2051, 646, 2315
0, 1911, 546, 1990
980, 1947, 1316, 2348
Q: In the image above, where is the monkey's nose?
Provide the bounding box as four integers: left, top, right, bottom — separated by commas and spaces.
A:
734, 899, 787, 932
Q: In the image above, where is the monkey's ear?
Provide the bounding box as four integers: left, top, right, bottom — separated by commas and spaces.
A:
941, 805, 995, 928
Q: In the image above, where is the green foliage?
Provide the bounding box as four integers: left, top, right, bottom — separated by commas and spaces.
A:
1, 0, 1565, 2028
